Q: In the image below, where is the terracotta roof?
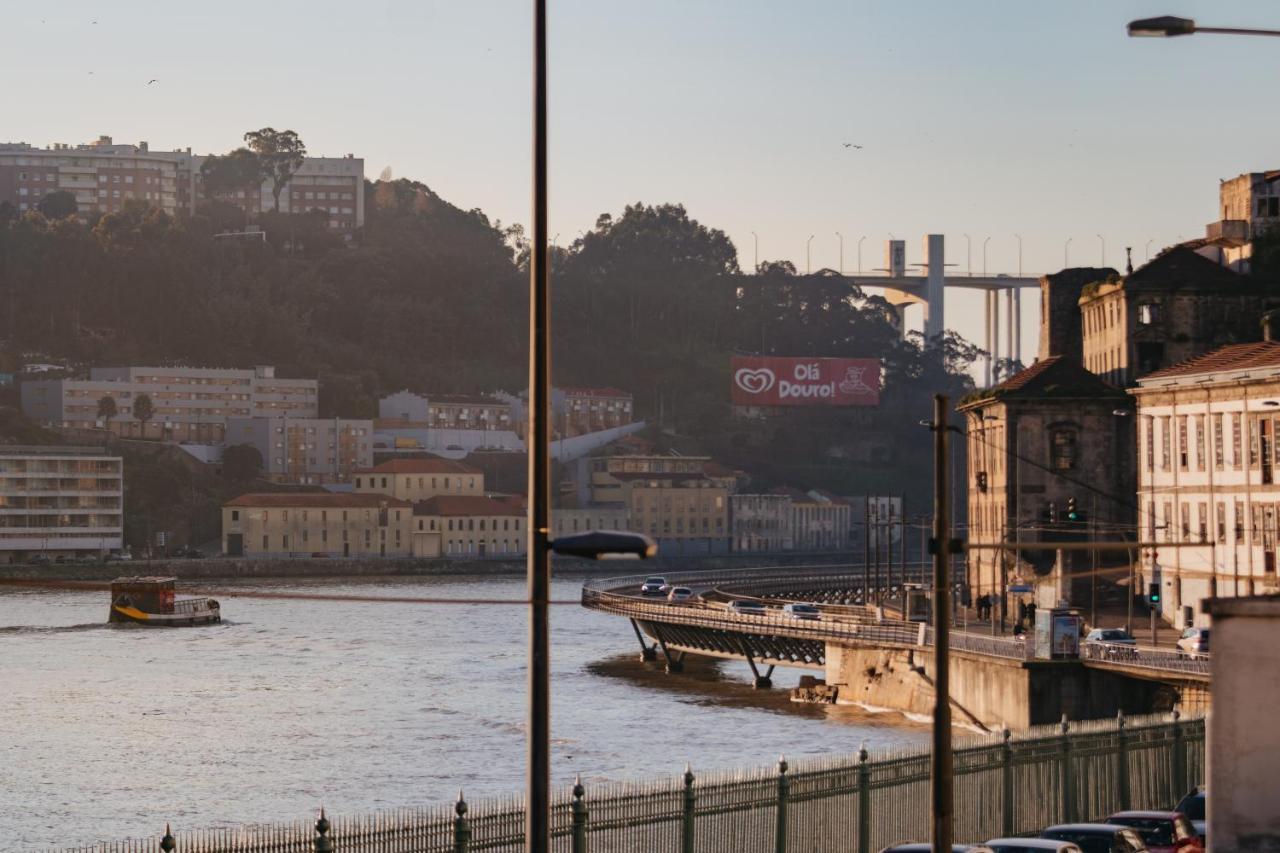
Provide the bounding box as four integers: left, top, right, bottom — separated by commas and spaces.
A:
356, 458, 480, 475
414, 495, 525, 517
1140, 341, 1280, 381
961, 356, 1127, 407
1125, 245, 1241, 288
225, 492, 412, 508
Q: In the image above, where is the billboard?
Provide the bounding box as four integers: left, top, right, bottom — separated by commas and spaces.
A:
731, 356, 881, 407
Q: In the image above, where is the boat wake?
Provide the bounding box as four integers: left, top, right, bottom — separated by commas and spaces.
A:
0, 623, 113, 634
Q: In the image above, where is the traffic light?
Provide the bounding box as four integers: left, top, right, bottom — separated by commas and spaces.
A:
1148, 582, 1161, 605
1066, 497, 1079, 523
1042, 502, 1057, 524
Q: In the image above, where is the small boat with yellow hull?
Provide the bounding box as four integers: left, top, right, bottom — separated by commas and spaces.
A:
108, 576, 220, 627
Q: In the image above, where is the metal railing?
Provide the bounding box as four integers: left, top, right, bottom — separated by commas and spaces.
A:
1081, 640, 1211, 677
51, 713, 1204, 853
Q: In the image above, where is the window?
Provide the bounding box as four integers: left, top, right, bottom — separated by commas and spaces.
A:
1214, 414, 1224, 468
1180, 503, 1190, 540
1145, 417, 1155, 471
231, 510, 239, 521
1235, 500, 1245, 543
1217, 502, 1226, 544
1161, 416, 1172, 470
1233, 413, 1243, 469
1178, 416, 1189, 469
1197, 502, 1208, 543
1195, 415, 1206, 471
1163, 501, 1173, 542
1050, 428, 1078, 471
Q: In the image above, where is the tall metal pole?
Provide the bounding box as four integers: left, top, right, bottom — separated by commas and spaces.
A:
836, 231, 844, 275
857, 235, 866, 274
863, 496, 870, 605
931, 394, 954, 853
806, 234, 815, 274
527, 1, 552, 849
751, 231, 758, 273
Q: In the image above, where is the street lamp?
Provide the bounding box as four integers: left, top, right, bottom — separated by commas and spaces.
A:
751, 231, 759, 273
1064, 237, 1073, 268
982, 236, 991, 277
836, 231, 844, 275
1097, 234, 1106, 267
963, 233, 972, 276
857, 235, 866, 274
806, 234, 815, 274
1013, 234, 1023, 277
1145, 239, 1154, 261
1128, 16, 1280, 38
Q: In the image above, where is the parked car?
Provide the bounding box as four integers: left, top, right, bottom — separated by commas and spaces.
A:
1105, 811, 1201, 853
726, 599, 768, 616
782, 602, 822, 620
986, 840, 1084, 853
1041, 823, 1148, 853
1176, 627, 1210, 658
639, 576, 669, 597
1173, 788, 1206, 842
1085, 627, 1139, 659
880, 840, 998, 845
667, 586, 695, 603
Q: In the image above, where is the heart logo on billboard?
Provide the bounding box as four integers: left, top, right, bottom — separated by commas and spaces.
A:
734, 367, 776, 395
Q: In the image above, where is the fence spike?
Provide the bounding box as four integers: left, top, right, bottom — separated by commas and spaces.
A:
160, 824, 175, 853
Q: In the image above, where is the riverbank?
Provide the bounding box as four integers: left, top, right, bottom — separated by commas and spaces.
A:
0, 550, 856, 582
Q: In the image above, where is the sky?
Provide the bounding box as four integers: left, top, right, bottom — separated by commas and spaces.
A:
8, 0, 1280, 363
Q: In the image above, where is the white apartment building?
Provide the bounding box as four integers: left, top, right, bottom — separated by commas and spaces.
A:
730, 492, 795, 552
225, 416, 373, 485
22, 365, 318, 444
1132, 341, 1280, 628
0, 446, 123, 562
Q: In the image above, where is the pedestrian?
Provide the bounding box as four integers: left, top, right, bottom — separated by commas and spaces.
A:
977, 594, 988, 620
1026, 600, 1036, 628
1018, 599, 1028, 629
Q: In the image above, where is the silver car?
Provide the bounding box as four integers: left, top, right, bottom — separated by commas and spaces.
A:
987, 840, 1084, 853
1176, 627, 1210, 659
782, 602, 822, 620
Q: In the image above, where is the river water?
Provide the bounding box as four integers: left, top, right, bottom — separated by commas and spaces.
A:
1, 574, 929, 850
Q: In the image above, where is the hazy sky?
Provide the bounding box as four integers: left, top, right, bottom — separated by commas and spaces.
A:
9, 1, 1280, 359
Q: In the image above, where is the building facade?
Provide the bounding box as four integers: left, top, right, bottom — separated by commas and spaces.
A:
411, 495, 525, 558
1078, 246, 1275, 387
586, 454, 728, 554
352, 458, 484, 502
221, 493, 413, 557
225, 417, 373, 484
0, 136, 365, 231
551, 507, 631, 539
0, 446, 123, 562
730, 492, 794, 552
22, 365, 318, 444
562, 387, 634, 436
785, 489, 853, 551
1131, 342, 1280, 628
960, 357, 1135, 613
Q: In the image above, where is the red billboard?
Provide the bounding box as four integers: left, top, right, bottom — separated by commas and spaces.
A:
731, 356, 881, 407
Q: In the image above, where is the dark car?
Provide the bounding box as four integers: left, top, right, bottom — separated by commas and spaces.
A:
986, 840, 1084, 853
639, 576, 669, 596
879, 845, 995, 853
1105, 811, 1200, 853
1041, 823, 1148, 853
1173, 789, 1206, 842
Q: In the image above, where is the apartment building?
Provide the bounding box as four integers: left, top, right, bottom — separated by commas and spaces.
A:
1132, 341, 1280, 628
1078, 247, 1272, 387
411, 495, 525, 558
960, 357, 1135, 612
22, 365, 318, 443
0, 136, 365, 231
225, 417, 373, 484
221, 492, 413, 557
0, 446, 123, 562
562, 387, 634, 436
551, 506, 631, 539
730, 492, 794, 552
782, 488, 853, 551
0, 137, 180, 217
352, 458, 484, 502
585, 455, 728, 555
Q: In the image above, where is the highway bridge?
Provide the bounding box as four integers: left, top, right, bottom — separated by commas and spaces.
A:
582, 566, 1210, 729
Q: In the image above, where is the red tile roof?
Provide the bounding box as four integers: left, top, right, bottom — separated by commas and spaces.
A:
225, 492, 412, 508
356, 458, 480, 475
1140, 341, 1280, 381
414, 495, 525, 517
960, 356, 1127, 406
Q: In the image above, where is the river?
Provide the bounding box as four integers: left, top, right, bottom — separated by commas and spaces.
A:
1, 574, 929, 850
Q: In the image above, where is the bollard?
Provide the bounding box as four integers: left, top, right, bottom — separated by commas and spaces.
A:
314, 808, 333, 853
1170, 710, 1185, 803
775, 755, 789, 853
1059, 717, 1074, 824
453, 792, 471, 853
1000, 727, 1015, 837
160, 824, 175, 853
681, 764, 696, 853
571, 775, 588, 853
1116, 711, 1131, 812
857, 744, 871, 853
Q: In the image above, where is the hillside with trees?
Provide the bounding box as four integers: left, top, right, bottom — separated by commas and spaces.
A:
0, 134, 983, 506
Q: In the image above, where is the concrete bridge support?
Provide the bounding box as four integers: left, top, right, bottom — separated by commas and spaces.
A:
824, 643, 1181, 730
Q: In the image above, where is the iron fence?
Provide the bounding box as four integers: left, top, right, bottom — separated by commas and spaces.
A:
51, 713, 1203, 853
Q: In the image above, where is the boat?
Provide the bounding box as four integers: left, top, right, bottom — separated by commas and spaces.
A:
108, 576, 221, 627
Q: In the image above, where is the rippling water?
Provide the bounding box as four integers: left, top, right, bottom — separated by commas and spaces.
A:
0, 574, 928, 850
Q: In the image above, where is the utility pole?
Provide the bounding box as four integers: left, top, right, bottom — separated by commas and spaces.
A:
886, 500, 895, 610
874, 501, 883, 605
930, 394, 954, 853
863, 495, 870, 606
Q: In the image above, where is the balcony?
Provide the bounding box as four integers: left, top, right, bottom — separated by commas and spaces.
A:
1205, 219, 1250, 246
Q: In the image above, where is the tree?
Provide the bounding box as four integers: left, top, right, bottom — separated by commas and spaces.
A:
222, 443, 264, 482
243, 128, 306, 211
37, 191, 78, 220
134, 393, 154, 438
199, 148, 263, 204
96, 395, 118, 430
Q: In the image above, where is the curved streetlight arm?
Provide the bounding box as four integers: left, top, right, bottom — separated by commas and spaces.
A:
551, 530, 658, 560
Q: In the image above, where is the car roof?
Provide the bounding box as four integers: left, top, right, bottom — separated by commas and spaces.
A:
1045, 824, 1130, 834
987, 840, 1078, 850
1110, 810, 1180, 819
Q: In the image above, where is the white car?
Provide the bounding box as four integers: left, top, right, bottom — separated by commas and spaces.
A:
666, 586, 696, 604
1176, 627, 1210, 658
782, 602, 821, 621
727, 599, 768, 616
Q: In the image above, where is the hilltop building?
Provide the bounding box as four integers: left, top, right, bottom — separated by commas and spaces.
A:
221, 492, 413, 558
225, 416, 373, 485
0, 446, 123, 563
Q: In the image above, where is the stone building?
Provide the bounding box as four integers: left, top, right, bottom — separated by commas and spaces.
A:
352, 458, 483, 502
730, 491, 794, 552
1078, 246, 1275, 387
411, 494, 525, 558
1130, 341, 1280, 628
959, 357, 1134, 615
221, 492, 414, 557
1038, 267, 1117, 361
1206, 170, 1280, 271
586, 454, 728, 555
